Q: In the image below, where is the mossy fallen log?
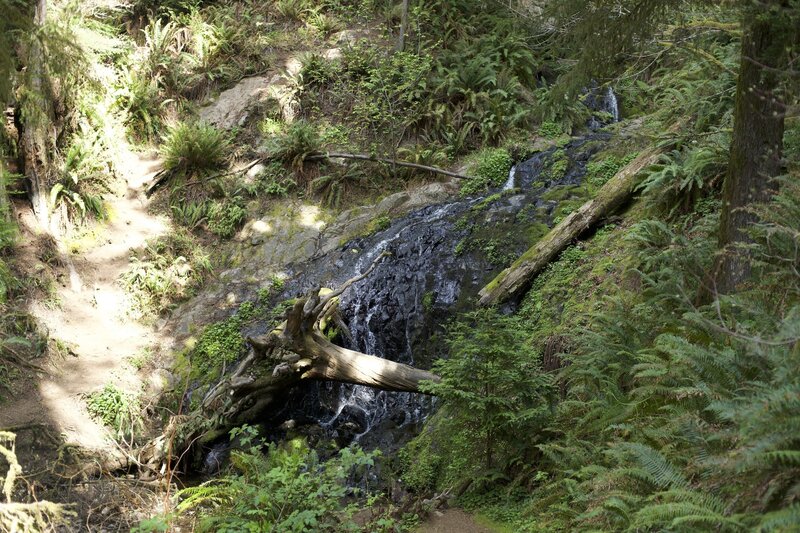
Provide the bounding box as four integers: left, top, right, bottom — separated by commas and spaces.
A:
478, 146, 666, 307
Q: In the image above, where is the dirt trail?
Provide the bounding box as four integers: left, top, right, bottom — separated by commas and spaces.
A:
417, 508, 496, 533
1, 146, 170, 452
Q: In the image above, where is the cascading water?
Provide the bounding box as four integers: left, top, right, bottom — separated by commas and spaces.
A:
503, 165, 517, 190
604, 86, 620, 123
587, 85, 621, 130
275, 133, 611, 450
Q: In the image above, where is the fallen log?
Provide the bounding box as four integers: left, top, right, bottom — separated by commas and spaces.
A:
136, 252, 439, 476
304, 152, 470, 180
145, 151, 468, 197
478, 146, 666, 307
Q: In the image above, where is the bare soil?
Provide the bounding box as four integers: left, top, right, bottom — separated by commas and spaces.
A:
1, 146, 170, 454
417, 508, 495, 533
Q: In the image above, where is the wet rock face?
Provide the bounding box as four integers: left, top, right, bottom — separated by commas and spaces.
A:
278, 134, 610, 450
168, 181, 458, 344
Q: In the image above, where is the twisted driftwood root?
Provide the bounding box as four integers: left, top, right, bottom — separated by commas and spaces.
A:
136, 252, 439, 476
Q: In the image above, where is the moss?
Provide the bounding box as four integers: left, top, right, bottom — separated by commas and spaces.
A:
524, 223, 551, 246
472, 193, 503, 212
364, 215, 391, 236
454, 215, 473, 231
538, 149, 569, 182
461, 148, 513, 196
541, 185, 580, 202
422, 291, 435, 313
191, 315, 247, 380
515, 220, 632, 341
584, 152, 639, 190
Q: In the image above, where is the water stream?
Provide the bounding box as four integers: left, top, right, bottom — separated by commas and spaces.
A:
273, 138, 613, 449
234, 89, 622, 454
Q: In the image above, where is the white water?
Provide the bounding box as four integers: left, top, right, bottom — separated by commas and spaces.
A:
503, 165, 517, 190
321, 202, 464, 441
605, 86, 620, 122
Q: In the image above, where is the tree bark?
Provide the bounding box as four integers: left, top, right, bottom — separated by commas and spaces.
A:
396, 0, 410, 53
135, 254, 438, 477
0, 160, 8, 221
305, 152, 469, 180
478, 146, 666, 307
712, 5, 792, 294
19, 0, 50, 227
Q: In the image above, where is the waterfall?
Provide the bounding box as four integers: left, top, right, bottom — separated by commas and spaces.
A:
503, 165, 517, 190
605, 86, 620, 123
279, 133, 612, 450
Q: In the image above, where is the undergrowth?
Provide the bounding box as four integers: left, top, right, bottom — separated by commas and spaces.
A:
120, 229, 211, 319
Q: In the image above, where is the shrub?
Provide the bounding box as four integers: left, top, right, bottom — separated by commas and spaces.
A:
174, 429, 382, 532
461, 148, 513, 196
161, 122, 231, 176
538, 121, 563, 139
267, 121, 321, 172
420, 309, 553, 476
206, 200, 247, 238
120, 230, 211, 317
255, 162, 296, 197
85, 384, 142, 439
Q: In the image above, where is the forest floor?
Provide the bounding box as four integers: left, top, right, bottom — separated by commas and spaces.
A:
0, 144, 170, 456
416, 508, 496, 533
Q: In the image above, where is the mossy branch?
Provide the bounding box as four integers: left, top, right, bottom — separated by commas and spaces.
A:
304, 152, 470, 180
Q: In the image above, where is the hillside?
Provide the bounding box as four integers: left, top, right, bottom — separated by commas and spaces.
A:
0, 1, 798, 531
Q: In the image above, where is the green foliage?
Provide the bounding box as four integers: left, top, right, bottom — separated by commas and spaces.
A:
0, 260, 13, 306
256, 162, 296, 197
206, 200, 247, 238
85, 384, 142, 439
187, 300, 267, 381
191, 315, 247, 380
50, 123, 113, 220
161, 121, 231, 177
585, 152, 638, 188
175, 429, 382, 532
512, 183, 800, 530
538, 122, 563, 139
398, 433, 442, 493
0, 1, 29, 103
311, 166, 367, 209
366, 215, 391, 235
461, 148, 512, 196
296, 2, 538, 159
543, 150, 568, 182
420, 309, 553, 476
267, 121, 321, 172
638, 144, 728, 215
115, 66, 161, 141
120, 229, 210, 318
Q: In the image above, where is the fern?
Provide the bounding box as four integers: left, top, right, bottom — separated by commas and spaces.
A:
757, 504, 800, 532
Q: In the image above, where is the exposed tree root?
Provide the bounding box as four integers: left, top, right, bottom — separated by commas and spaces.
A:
133, 252, 438, 477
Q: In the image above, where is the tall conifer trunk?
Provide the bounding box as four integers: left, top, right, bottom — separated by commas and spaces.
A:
714, 5, 789, 293
20, 0, 50, 228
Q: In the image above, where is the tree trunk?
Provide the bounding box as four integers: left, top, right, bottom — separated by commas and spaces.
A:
135, 254, 439, 477
478, 146, 666, 307
713, 6, 791, 294
0, 161, 8, 221
20, 0, 50, 227
396, 0, 410, 53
